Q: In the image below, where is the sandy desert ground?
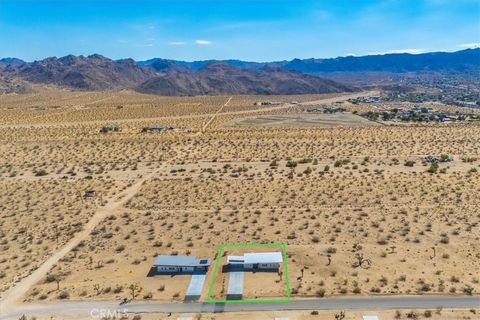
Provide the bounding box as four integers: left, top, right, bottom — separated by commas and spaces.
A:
0, 89, 478, 316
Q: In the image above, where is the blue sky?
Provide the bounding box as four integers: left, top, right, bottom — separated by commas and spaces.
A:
0, 0, 479, 61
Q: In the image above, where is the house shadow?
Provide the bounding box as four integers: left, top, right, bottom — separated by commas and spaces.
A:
221, 265, 279, 273
184, 294, 201, 302
146, 267, 207, 277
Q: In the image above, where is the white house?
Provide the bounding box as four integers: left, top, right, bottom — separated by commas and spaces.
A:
227, 252, 283, 270
154, 255, 211, 273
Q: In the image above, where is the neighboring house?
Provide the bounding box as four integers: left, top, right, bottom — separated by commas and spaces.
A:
99, 126, 120, 133
227, 252, 283, 270
154, 255, 211, 273
142, 125, 174, 133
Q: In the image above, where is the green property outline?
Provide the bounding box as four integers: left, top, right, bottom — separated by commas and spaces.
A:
205, 243, 291, 303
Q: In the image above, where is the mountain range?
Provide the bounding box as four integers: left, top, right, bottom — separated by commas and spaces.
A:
139, 49, 480, 74
1, 49, 478, 95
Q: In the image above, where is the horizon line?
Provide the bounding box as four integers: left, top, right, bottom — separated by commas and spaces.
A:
1, 47, 478, 64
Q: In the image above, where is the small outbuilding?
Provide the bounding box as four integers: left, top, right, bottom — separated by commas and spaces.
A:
227, 252, 283, 271
154, 255, 211, 273
83, 190, 96, 198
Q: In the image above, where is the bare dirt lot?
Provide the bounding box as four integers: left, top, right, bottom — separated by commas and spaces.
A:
226, 112, 379, 128
0, 89, 478, 312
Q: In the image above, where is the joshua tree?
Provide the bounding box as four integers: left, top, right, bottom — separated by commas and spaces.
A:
46, 273, 62, 291
353, 253, 371, 269
93, 284, 101, 295
128, 283, 142, 300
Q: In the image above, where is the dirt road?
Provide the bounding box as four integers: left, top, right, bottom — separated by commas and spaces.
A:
201, 96, 232, 133
0, 169, 159, 311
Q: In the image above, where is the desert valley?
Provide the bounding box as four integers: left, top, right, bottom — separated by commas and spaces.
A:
0, 71, 479, 319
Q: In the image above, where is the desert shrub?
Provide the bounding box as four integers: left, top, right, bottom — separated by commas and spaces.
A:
440, 235, 449, 244
316, 289, 325, 297
286, 160, 297, 168
34, 169, 48, 176
298, 158, 312, 164
326, 247, 337, 254
463, 286, 474, 295
143, 292, 153, 299
377, 238, 388, 245
427, 163, 439, 173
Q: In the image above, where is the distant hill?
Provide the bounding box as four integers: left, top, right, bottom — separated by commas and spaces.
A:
137, 62, 353, 95
139, 58, 269, 71
281, 49, 480, 74
8, 54, 155, 90
0, 58, 26, 67
1, 55, 353, 95
140, 49, 480, 74
1, 49, 478, 95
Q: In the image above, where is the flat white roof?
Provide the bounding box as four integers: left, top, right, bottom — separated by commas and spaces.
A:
363, 316, 379, 320
154, 255, 210, 267
244, 252, 283, 264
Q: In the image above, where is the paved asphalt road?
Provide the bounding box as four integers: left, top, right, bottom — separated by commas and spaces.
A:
2, 295, 479, 319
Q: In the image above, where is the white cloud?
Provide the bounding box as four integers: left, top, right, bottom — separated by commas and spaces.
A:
168, 41, 186, 46
195, 39, 212, 45
458, 42, 480, 48
385, 49, 426, 54
366, 48, 426, 55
